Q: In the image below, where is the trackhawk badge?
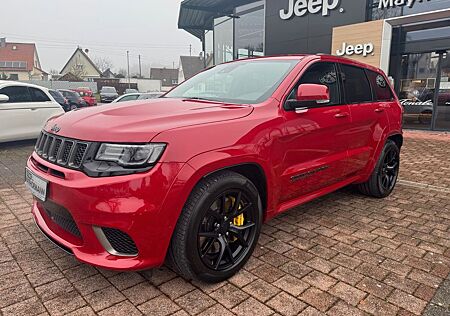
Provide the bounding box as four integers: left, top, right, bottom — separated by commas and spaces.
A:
51, 124, 61, 133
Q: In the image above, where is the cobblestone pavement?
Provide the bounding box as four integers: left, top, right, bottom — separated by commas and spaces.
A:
0, 131, 449, 316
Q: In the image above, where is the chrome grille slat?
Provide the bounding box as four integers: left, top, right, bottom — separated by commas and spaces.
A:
35, 131, 90, 171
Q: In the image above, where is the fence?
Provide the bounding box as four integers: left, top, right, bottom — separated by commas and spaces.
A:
20, 80, 98, 93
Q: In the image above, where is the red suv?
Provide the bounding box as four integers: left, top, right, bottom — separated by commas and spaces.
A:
26, 55, 402, 282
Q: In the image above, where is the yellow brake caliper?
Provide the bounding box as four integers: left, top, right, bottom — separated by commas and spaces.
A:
230, 196, 244, 241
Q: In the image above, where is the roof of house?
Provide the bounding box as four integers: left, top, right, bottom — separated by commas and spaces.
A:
102, 68, 115, 78
180, 56, 205, 80
58, 72, 84, 82
150, 68, 179, 86
0, 42, 39, 72
60, 48, 102, 76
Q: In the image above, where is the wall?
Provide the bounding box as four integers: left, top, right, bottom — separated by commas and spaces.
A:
264, 0, 368, 55
61, 50, 100, 79
118, 78, 162, 92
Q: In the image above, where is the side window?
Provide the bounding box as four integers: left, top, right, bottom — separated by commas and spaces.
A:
340, 64, 373, 104
29, 87, 51, 102
366, 70, 394, 101
0, 86, 32, 103
288, 62, 340, 106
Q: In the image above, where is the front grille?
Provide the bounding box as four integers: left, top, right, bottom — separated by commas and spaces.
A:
102, 228, 138, 255
40, 201, 81, 238
35, 131, 90, 170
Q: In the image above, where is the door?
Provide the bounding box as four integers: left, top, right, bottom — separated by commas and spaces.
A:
0, 85, 35, 142
341, 64, 392, 175
434, 51, 450, 130
27, 87, 61, 132
279, 62, 351, 203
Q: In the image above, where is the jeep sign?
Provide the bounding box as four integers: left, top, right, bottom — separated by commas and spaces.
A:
336, 42, 374, 57
378, 0, 431, 9
280, 0, 340, 20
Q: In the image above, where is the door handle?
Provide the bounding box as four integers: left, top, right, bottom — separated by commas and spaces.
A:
374, 108, 384, 113
334, 112, 349, 118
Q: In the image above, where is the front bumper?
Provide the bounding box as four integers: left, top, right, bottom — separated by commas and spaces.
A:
28, 152, 187, 270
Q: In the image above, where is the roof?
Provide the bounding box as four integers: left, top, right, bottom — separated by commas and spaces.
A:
178, 0, 260, 39
150, 68, 179, 86
0, 42, 38, 72
180, 56, 205, 80
60, 48, 102, 76
0, 80, 50, 91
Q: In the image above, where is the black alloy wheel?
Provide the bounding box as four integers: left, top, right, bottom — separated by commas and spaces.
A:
197, 190, 257, 272
379, 146, 399, 192
167, 171, 262, 283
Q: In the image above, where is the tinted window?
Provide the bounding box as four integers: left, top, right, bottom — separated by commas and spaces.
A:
288, 62, 340, 106
29, 87, 50, 102
0, 86, 31, 103
340, 64, 372, 104
119, 95, 139, 102
366, 70, 394, 101
49, 90, 65, 103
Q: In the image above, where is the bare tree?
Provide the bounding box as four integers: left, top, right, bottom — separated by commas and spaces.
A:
116, 68, 127, 78
94, 56, 114, 73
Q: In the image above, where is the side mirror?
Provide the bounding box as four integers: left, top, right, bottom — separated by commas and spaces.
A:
0, 94, 9, 103
296, 84, 330, 103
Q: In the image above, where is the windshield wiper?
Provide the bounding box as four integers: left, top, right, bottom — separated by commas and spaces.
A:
183, 97, 215, 101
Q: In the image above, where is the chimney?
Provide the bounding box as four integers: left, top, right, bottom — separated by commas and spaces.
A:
0, 38, 6, 48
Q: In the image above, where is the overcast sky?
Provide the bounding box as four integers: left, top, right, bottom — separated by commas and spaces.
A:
0, 0, 201, 75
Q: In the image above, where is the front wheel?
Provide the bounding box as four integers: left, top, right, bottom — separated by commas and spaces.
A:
167, 171, 262, 283
358, 139, 400, 198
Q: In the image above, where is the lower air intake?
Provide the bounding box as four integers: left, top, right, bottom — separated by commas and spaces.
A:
101, 227, 138, 256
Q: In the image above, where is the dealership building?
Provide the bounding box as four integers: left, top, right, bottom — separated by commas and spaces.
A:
178, 0, 450, 131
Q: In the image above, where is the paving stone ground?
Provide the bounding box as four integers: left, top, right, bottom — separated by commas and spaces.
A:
0, 130, 449, 316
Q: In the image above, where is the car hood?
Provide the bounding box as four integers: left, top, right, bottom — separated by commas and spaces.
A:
44, 98, 254, 142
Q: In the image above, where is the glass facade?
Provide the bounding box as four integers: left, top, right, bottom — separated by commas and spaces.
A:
211, 1, 264, 65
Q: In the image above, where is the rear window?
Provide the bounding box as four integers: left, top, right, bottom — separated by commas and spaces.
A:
366, 70, 394, 101
102, 87, 116, 93
0, 86, 31, 103
340, 64, 372, 104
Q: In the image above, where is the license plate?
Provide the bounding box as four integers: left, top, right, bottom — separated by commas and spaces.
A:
25, 167, 48, 202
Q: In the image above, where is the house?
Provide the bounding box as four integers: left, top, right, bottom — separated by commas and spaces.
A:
102, 68, 116, 79
60, 48, 102, 81
178, 56, 205, 83
0, 38, 48, 80
150, 67, 179, 91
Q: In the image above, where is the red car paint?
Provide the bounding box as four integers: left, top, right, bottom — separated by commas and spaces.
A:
73, 88, 97, 106
27, 55, 402, 270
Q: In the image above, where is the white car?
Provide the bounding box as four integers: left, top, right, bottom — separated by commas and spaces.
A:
0, 81, 65, 143
111, 93, 141, 103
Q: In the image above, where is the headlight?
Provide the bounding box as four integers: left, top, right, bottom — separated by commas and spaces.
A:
95, 143, 166, 167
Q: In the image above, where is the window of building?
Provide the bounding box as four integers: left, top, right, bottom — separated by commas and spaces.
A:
29, 87, 50, 102
9, 74, 19, 80
235, 1, 264, 60
0, 86, 32, 103
214, 17, 234, 65
340, 64, 373, 104
366, 70, 394, 101
288, 62, 340, 106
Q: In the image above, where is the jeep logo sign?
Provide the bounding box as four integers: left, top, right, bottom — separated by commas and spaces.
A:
378, 0, 431, 9
280, 0, 341, 20
336, 42, 374, 57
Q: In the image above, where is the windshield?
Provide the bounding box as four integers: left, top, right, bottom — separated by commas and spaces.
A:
164, 59, 300, 104
138, 93, 162, 100
102, 87, 116, 93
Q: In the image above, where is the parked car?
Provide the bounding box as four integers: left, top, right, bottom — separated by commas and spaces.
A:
100, 86, 119, 103
58, 89, 88, 110
26, 55, 403, 283
73, 88, 97, 106
125, 88, 139, 94
111, 93, 141, 103
137, 92, 164, 100
0, 81, 64, 142
49, 89, 69, 110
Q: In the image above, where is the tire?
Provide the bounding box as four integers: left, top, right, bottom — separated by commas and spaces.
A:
358, 139, 400, 198
167, 171, 262, 283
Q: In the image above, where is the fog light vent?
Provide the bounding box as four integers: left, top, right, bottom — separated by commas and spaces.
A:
95, 227, 138, 256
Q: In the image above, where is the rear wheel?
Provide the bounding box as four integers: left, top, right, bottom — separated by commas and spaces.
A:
358, 139, 400, 198
167, 171, 262, 283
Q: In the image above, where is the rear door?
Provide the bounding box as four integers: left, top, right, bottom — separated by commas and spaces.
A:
0, 85, 35, 142
279, 62, 351, 203
339, 64, 391, 176
28, 87, 64, 132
